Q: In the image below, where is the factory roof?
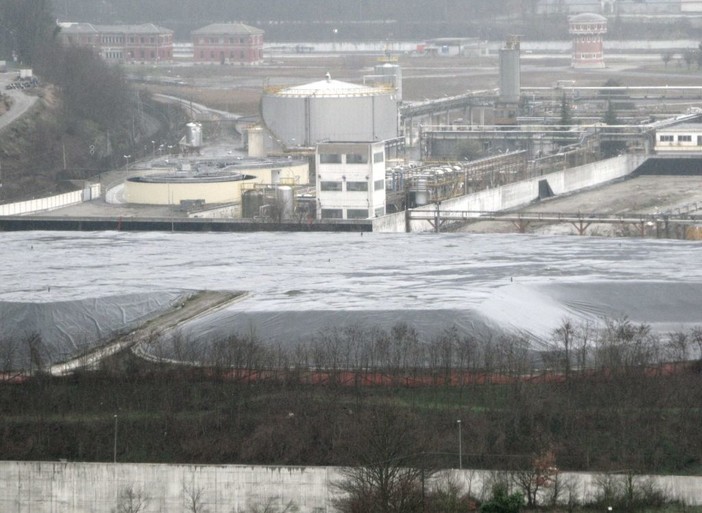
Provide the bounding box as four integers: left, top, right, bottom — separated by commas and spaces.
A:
569, 12, 607, 23
60, 22, 172, 34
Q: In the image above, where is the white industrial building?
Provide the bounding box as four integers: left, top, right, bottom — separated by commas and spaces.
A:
316, 141, 386, 220
655, 123, 702, 153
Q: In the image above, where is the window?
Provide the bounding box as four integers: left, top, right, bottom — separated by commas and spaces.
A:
373, 151, 384, 163
678, 135, 692, 142
347, 209, 369, 219
374, 206, 385, 217
320, 153, 341, 164
321, 209, 343, 219
659, 135, 673, 142
374, 179, 385, 191
698, 135, 702, 146
320, 181, 343, 191
346, 153, 368, 164
346, 181, 368, 192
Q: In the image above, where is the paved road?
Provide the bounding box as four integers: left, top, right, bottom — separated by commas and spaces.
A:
0, 71, 39, 132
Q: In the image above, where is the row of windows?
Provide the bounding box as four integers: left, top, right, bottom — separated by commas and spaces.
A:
197, 37, 258, 45
319, 151, 384, 165
320, 180, 385, 192
320, 207, 385, 220
659, 134, 701, 144
102, 36, 163, 44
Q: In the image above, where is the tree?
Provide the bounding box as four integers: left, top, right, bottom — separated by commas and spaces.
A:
661, 51, 673, 68
603, 101, 619, 126
0, 0, 57, 65
511, 450, 558, 508
114, 485, 150, 513
333, 407, 433, 513
479, 483, 523, 513
559, 93, 572, 127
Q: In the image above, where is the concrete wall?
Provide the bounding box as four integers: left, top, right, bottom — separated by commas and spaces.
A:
0, 191, 84, 216
2, 461, 702, 513
373, 154, 646, 233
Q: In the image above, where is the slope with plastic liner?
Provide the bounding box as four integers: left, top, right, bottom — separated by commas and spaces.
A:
2, 231, 702, 368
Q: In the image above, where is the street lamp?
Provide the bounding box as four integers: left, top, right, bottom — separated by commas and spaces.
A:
457, 419, 462, 470
113, 414, 118, 464
123, 154, 131, 172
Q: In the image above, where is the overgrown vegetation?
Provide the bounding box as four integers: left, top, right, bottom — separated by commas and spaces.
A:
1, 319, 701, 482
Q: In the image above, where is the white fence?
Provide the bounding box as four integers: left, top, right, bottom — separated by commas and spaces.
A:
0, 184, 100, 216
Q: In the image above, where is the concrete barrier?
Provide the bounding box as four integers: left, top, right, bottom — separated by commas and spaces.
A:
372, 154, 647, 233
0, 184, 101, 217
1, 461, 701, 513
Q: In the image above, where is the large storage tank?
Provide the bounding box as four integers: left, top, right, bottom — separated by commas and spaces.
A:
261, 75, 399, 147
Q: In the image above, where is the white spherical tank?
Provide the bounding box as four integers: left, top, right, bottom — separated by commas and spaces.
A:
261, 75, 399, 147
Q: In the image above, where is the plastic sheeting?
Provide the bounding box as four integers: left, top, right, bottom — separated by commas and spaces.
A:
1, 231, 702, 368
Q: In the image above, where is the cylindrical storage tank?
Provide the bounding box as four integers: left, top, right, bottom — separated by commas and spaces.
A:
247, 126, 266, 158
276, 186, 295, 219
374, 63, 402, 103
261, 77, 399, 147
186, 123, 203, 147
242, 190, 264, 218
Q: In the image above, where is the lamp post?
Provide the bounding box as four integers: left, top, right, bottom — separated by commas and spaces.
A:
113, 414, 118, 464
457, 419, 462, 469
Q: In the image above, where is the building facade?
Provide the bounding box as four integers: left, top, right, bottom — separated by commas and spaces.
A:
316, 141, 386, 220
191, 23, 264, 64
655, 123, 702, 153
568, 13, 607, 69
59, 23, 173, 63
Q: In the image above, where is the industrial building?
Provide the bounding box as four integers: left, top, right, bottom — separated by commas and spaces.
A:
191, 23, 264, 64
569, 13, 607, 68
654, 123, 702, 154
316, 141, 387, 220
261, 75, 399, 149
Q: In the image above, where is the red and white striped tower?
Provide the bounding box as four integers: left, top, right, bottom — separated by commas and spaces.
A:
568, 13, 607, 69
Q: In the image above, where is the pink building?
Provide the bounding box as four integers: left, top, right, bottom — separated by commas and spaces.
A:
59, 23, 173, 63
191, 23, 264, 64
568, 13, 607, 69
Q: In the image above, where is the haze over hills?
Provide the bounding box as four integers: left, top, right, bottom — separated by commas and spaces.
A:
50, 0, 702, 41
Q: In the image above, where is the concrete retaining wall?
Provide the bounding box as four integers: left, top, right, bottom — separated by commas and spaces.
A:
373, 154, 646, 233
0, 191, 84, 216
1, 461, 702, 513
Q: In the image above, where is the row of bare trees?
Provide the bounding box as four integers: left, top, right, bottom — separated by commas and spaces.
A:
142, 318, 702, 384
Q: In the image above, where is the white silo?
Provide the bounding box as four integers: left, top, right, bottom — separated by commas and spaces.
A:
373, 62, 402, 103
186, 122, 203, 147
261, 74, 399, 148
247, 126, 266, 158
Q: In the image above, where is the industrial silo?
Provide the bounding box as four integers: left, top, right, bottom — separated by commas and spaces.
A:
261, 74, 399, 147
499, 36, 520, 104
373, 62, 402, 103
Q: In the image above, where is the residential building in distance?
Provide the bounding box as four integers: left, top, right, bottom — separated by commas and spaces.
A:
191, 23, 264, 64
316, 141, 386, 220
58, 23, 173, 63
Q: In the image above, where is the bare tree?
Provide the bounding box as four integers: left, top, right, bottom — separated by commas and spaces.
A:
114, 485, 150, 513
183, 479, 208, 513
244, 497, 298, 513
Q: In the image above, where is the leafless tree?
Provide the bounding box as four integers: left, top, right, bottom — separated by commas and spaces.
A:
183, 479, 208, 513
113, 485, 150, 513
243, 497, 298, 513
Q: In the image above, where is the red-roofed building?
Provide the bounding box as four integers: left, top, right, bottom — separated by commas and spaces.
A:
192, 23, 264, 64
59, 23, 173, 63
